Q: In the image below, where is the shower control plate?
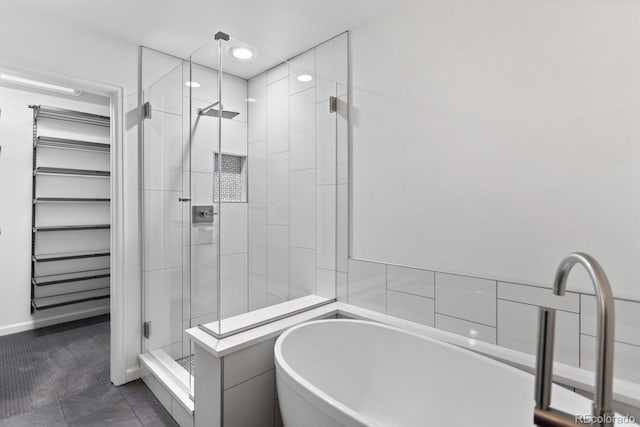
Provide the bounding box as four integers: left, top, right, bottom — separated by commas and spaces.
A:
192, 205, 216, 223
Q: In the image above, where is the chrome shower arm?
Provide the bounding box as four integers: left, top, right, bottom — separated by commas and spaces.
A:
198, 101, 222, 116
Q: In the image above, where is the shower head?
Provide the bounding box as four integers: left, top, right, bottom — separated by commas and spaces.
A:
198, 108, 240, 119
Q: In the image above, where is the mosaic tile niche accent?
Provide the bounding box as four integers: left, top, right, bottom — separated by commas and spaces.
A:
214, 153, 245, 202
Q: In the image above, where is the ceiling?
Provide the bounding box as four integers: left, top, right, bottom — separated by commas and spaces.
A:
4, 0, 404, 78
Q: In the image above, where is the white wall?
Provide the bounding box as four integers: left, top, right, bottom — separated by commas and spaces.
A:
0, 9, 141, 382
349, 0, 640, 301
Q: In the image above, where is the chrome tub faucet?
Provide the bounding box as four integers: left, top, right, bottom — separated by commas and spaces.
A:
534, 253, 615, 427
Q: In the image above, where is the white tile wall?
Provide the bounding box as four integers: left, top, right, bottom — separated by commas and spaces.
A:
498, 281, 580, 313
267, 225, 289, 300
171, 398, 194, 427
315, 102, 337, 186
244, 35, 347, 316
224, 338, 275, 389
290, 88, 316, 171
147, 63, 183, 115
315, 76, 336, 106
337, 272, 348, 302
267, 152, 289, 226
336, 93, 348, 185
248, 73, 267, 143
497, 299, 579, 366
387, 265, 435, 298
290, 170, 316, 249
220, 203, 247, 255
188, 99, 217, 175
189, 171, 214, 206
347, 260, 386, 312
220, 119, 248, 157
315, 33, 348, 87
189, 63, 218, 104
143, 190, 183, 271
248, 140, 267, 207
190, 243, 217, 320
581, 335, 640, 385
316, 268, 336, 300
386, 290, 434, 326
290, 248, 316, 298
581, 295, 640, 346
336, 184, 348, 273
435, 314, 496, 344
435, 273, 497, 327
266, 78, 289, 154
143, 268, 183, 352
143, 372, 173, 413
343, 257, 640, 384
267, 293, 286, 307
224, 370, 275, 427
220, 253, 248, 318
221, 73, 248, 122
144, 111, 183, 191
266, 63, 289, 85
316, 185, 336, 270
289, 50, 315, 95
248, 273, 267, 311
248, 208, 267, 276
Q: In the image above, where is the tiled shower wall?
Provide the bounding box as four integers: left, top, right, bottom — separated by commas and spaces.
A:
247, 33, 348, 309
343, 259, 640, 386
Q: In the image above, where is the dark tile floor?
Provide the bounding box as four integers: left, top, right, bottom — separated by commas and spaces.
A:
0, 316, 177, 426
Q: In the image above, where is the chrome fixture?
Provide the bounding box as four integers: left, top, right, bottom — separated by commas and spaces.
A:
192, 205, 216, 223
197, 101, 240, 119
534, 253, 615, 427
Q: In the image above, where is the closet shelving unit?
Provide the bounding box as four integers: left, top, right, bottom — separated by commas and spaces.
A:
29, 105, 111, 312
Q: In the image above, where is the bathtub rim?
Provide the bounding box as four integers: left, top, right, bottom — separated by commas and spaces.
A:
274, 318, 590, 427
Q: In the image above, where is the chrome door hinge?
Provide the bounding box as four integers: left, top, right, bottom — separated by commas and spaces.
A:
329, 96, 337, 113
142, 102, 152, 120
143, 321, 151, 339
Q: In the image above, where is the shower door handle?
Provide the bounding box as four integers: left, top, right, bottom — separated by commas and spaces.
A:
178, 196, 191, 202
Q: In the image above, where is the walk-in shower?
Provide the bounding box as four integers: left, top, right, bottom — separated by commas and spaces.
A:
140, 31, 347, 396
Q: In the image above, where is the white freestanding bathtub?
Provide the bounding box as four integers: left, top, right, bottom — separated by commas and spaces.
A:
274, 319, 629, 427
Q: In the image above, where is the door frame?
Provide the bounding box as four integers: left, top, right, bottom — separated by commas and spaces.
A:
0, 60, 128, 385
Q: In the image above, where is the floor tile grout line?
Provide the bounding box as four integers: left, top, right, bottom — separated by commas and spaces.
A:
118, 387, 145, 427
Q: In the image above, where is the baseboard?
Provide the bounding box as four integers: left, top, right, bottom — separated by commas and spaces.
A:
0, 305, 110, 337
125, 366, 141, 383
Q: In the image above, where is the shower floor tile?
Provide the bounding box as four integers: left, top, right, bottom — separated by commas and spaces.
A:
176, 354, 195, 373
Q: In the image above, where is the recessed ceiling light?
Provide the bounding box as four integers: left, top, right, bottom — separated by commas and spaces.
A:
185, 81, 201, 88
231, 47, 254, 60
297, 74, 313, 83
0, 73, 81, 95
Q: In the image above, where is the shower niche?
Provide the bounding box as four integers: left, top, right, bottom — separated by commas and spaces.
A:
139, 31, 347, 408
214, 153, 246, 203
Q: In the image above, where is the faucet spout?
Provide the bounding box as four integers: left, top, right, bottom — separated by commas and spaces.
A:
534, 253, 615, 427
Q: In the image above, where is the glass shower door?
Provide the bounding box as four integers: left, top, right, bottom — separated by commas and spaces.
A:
140, 48, 194, 388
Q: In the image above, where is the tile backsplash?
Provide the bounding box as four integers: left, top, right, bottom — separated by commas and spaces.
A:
345, 259, 640, 386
